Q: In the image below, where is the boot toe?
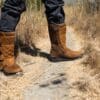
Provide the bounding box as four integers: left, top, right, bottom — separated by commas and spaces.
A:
3, 64, 23, 75
67, 51, 83, 59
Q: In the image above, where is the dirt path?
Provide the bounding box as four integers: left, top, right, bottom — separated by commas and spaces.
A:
0, 27, 100, 100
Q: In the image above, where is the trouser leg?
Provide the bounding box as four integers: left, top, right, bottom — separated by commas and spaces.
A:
0, 0, 25, 75
0, 0, 26, 32
44, 0, 65, 24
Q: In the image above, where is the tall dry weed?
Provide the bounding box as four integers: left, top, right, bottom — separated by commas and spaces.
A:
65, 2, 100, 74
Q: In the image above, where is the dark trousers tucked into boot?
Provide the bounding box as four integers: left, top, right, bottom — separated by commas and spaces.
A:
0, 32, 22, 75
0, 0, 65, 32
48, 23, 83, 62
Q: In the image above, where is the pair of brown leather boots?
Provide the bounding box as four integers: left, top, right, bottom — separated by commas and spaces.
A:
0, 23, 82, 75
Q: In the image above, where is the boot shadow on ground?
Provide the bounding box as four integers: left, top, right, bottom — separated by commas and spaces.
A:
15, 40, 50, 59
15, 40, 80, 62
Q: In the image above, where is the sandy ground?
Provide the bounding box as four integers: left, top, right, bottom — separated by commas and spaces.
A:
0, 27, 100, 100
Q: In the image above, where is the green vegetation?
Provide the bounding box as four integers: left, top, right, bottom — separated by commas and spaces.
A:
26, 0, 42, 10
0, 0, 3, 7
0, 0, 42, 11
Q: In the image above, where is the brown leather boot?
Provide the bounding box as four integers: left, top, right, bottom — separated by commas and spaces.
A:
0, 32, 23, 75
48, 23, 83, 62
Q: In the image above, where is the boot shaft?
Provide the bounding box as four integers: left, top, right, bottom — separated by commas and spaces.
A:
48, 23, 66, 49
0, 32, 15, 59
0, 32, 23, 74
0, 32, 15, 45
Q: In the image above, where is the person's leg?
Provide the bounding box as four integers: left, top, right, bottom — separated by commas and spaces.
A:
44, 0, 65, 24
0, 0, 26, 32
44, 0, 83, 61
0, 0, 26, 75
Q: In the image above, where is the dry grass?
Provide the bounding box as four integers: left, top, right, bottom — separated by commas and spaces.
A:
65, 6, 100, 75
16, 5, 100, 74
0, 3, 100, 100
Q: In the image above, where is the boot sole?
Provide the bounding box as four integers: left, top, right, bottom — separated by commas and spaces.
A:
0, 66, 23, 76
48, 55, 83, 62
4, 71, 23, 76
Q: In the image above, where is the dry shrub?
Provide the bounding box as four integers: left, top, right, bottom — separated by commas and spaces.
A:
65, 4, 100, 74
83, 48, 100, 69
